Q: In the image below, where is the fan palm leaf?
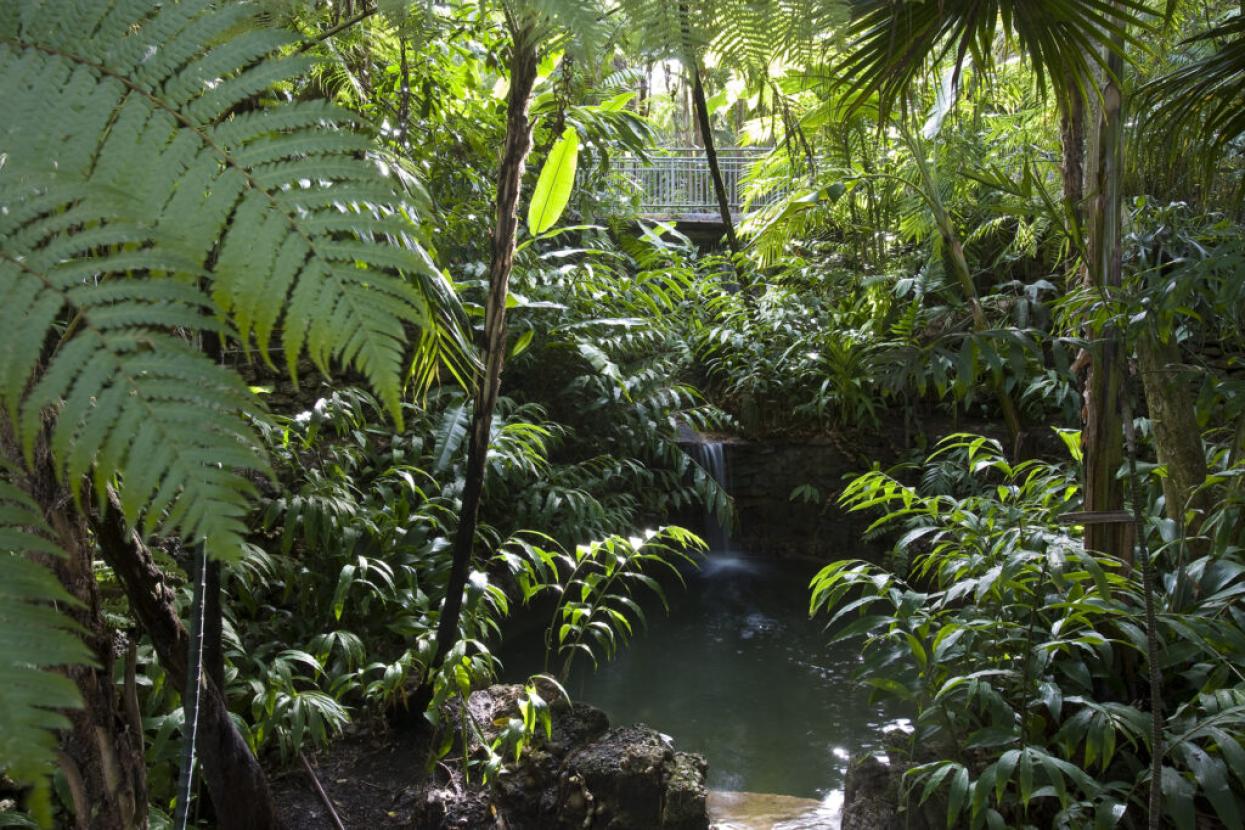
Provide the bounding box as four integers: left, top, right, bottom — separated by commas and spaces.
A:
1139, 14, 1245, 149
834, 0, 1154, 117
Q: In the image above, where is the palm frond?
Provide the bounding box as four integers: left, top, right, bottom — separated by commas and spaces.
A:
834, 0, 1153, 118
1139, 14, 1245, 150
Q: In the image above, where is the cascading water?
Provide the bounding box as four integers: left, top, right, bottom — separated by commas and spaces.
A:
692, 440, 732, 553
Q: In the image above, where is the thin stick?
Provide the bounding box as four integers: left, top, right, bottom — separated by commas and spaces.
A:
174, 543, 209, 830
296, 6, 378, 54
300, 752, 347, 830
1123, 383, 1164, 829
124, 639, 144, 748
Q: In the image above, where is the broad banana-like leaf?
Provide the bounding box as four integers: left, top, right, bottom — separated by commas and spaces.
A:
528, 128, 581, 236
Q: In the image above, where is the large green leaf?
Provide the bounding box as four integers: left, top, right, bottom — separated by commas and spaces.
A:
527, 127, 580, 237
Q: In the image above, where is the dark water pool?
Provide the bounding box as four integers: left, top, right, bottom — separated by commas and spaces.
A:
501, 555, 900, 800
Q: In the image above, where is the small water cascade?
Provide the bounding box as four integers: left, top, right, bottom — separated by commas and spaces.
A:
692, 440, 732, 553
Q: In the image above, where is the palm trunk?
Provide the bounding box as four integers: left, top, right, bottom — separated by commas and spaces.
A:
1059, 81, 1085, 223
1081, 37, 1130, 562
409, 23, 539, 717
906, 132, 1024, 450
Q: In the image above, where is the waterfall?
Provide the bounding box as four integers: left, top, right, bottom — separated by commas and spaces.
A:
692, 440, 732, 553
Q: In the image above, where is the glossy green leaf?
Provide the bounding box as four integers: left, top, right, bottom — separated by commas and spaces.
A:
527, 127, 580, 236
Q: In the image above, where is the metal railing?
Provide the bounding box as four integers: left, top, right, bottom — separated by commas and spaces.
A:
606, 146, 785, 218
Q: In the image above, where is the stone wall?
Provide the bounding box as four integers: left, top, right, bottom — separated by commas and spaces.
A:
679, 410, 1024, 562
723, 440, 880, 561
678, 438, 888, 562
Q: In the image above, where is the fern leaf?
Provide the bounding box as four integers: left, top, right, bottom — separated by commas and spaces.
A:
0, 476, 90, 824
1, 0, 463, 423
1, 0, 467, 561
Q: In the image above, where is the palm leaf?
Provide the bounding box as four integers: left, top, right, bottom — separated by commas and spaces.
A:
833, 0, 1154, 118
1139, 14, 1245, 149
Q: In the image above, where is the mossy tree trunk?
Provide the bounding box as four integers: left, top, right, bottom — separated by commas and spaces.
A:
1, 429, 147, 830
91, 494, 282, 830
1136, 333, 1211, 531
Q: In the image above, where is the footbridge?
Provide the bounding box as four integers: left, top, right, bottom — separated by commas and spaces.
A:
607, 146, 784, 229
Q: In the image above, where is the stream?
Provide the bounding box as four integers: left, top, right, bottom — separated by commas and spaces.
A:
502, 441, 902, 828
502, 553, 900, 829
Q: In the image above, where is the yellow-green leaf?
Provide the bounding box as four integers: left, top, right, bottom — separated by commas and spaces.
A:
527, 127, 580, 236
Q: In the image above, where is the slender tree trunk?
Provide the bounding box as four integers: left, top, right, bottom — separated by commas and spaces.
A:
1, 431, 147, 830
676, 0, 741, 257
689, 64, 741, 256
91, 495, 282, 830
398, 35, 411, 150
1081, 35, 1130, 561
1059, 82, 1085, 222
638, 62, 650, 116
1137, 333, 1210, 530
406, 23, 540, 719
1122, 392, 1165, 830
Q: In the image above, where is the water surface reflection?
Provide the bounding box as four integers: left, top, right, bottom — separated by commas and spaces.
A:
505, 554, 897, 799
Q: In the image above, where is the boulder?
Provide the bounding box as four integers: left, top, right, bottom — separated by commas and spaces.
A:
555, 725, 709, 830
841, 755, 901, 830
431, 685, 709, 830
663, 751, 710, 830
841, 754, 934, 830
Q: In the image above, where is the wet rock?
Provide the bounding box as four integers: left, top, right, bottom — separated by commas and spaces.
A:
841, 755, 932, 830
664, 752, 710, 830
841, 755, 900, 830
430, 686, 710, 830
556, 725, 709, 830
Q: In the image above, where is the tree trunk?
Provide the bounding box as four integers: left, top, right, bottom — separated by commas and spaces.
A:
677, 0, 741, 257
91, 495, 282, 830
689, 64, 741, 256
1137, 333, 1210, 530
1081, 36, 1130, 561
406, 23, 540, 719
1, 431, 147, 830
1059, 81, 1085, 222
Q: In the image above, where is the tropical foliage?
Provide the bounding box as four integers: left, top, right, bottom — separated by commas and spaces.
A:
3, 0, 1245, 826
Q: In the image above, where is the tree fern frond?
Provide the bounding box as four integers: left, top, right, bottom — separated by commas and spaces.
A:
1, 0, 468, 562
0, 475, 90, 821
0, 196, 267, 557
2, 0, 464, 421
618, 0, 838, 79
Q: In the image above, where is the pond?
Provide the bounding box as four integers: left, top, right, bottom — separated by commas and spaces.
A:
502, 552, 901, 823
